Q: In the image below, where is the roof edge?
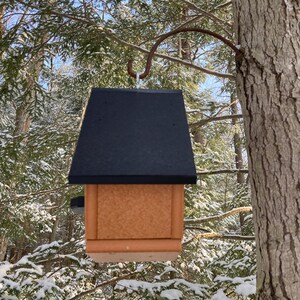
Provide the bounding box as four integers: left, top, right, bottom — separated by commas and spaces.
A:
91, 87, 182, 94
68, 175, 197, 185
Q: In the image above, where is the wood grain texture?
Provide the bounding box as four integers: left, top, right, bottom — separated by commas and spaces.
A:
96, 185, 173, 239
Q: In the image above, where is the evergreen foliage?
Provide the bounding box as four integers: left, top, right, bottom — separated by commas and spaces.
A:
0, 1, 255, 299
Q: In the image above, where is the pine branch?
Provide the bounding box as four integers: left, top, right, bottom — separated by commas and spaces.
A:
185, 206, 252, 225
197, 169, 248, 176
147, 1, 232, 41
15, 0, 235, 80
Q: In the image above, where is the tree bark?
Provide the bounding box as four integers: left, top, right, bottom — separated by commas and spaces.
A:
233, 1, 300, 298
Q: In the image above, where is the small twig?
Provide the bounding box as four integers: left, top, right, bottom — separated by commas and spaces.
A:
15, 185, 71, 199
186, 109, 204, 113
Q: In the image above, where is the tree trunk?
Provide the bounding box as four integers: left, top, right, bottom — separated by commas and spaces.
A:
233, 1, 300, 298
14, 106, 32, 136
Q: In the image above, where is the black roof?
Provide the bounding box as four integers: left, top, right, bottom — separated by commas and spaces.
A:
68, 88, 196, 184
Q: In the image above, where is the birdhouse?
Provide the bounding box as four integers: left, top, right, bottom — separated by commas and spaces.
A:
68, 88, 196, 262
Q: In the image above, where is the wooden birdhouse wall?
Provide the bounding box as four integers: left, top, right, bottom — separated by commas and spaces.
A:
85, 184, 184, 262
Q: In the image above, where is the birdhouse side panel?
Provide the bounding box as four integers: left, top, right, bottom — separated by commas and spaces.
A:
85, 184, 98, 239
171, 185, 184, 239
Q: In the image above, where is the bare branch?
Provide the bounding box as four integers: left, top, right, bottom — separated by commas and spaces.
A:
183, 232, 255, 246
15, 185, 71, 199
190, 113, 243, 128
197, 233, 255, 241
197, 169, 248, 176
185, 206, 252, 225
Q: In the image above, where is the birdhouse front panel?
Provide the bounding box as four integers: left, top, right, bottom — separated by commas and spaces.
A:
84, 184, 184, 262
68, 88, 197, 262
96, 184, 173, 239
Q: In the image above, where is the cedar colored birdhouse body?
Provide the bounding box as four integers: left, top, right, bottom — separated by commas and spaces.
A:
68, 88, 196, 262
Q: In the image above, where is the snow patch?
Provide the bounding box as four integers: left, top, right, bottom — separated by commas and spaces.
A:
116, 278, 208, 297
211, 289, 231, 300
0, 262, 12, 278
36, 278, 62, 299
214, 275, 256, 298
160, 289, 183, 300
235, 281, 256, 297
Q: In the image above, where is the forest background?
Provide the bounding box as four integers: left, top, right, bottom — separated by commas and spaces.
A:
0, 1, 255, 299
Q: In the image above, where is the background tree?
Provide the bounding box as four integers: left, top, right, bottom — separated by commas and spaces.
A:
233, 1, 300, 298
